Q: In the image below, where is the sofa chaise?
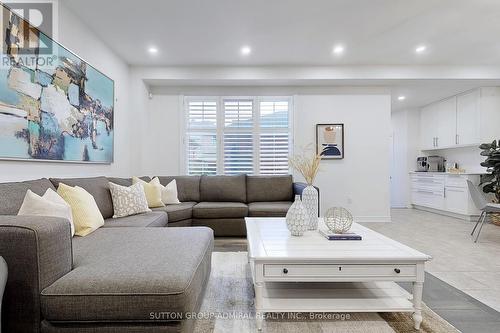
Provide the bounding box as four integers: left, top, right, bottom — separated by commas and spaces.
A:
0, 174, 314, 332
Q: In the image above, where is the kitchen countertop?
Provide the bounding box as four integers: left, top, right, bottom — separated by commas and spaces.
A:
409, 171, 488, 175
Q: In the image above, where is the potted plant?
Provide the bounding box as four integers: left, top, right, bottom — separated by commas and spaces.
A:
289, 146, 321, 230
479, 139, 500, 225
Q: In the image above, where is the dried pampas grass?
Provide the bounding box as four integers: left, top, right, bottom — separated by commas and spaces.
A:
289, 146, 321, 185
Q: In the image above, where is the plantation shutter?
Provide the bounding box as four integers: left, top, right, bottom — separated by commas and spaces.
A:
223, 99, 254, 175
186, 100, 217, 175
184, 97, 291, 175
259, 100, 290, 175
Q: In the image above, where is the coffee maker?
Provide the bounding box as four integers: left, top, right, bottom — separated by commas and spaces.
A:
427, 156, 445, 172
416, 157, 428, 172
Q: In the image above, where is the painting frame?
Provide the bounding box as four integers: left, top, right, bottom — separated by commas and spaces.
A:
316, 123, 344, 160
0, 3, 115, 164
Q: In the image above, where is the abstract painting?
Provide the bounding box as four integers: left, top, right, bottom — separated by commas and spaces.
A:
0, 4, 114, 163
316, 124, 344, 159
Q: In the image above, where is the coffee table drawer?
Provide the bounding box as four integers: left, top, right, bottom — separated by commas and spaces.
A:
264, 264, 416, 278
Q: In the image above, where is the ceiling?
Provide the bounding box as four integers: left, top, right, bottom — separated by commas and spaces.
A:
64, 0, 500, 111
65, 0, 500, 66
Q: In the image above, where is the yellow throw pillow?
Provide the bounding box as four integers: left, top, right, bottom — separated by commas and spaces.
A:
57, 183, 104, 237
132, 177, 165, 208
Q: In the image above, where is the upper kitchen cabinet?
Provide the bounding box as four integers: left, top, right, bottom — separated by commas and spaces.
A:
436, 97, 457, 148
456, 90, 480, 146
420, 103, 438, 150
420, 97, 456, 150
478, 87, 500, 143
420, 88, 500, 151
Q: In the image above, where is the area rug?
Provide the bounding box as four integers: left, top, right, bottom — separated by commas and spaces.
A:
193, 252, 460, 333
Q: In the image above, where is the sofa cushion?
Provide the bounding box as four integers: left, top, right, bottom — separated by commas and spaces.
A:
50, 177, 114, 219
107, 176, 151, 187
247, 175, 293, 202
193, 202, 248, 219
102, 211, 168, 228
41, 227, 213, 321
248, 201, 292, 217
156, 176, 200, 202
200, 175, 246, 203
0, 178, 55, 215
153, 202, 196, 222
192, 218, 246, 237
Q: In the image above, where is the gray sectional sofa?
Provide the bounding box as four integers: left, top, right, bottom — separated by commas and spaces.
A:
0, 174, 310, 333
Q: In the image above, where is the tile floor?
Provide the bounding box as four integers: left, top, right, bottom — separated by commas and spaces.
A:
363, 208, 500, 312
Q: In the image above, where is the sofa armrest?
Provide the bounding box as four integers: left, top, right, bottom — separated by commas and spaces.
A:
0, 215, 73, 333
293, 182, 320, 216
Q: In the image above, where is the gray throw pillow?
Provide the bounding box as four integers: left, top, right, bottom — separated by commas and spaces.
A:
108, 182, 151, 218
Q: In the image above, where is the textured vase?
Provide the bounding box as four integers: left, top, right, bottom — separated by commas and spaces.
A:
286, 195, 308, 236
302, 185, 319, 230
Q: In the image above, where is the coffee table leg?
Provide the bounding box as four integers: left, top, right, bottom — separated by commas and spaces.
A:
255, 282, 264, 330
412, 281, 423, 330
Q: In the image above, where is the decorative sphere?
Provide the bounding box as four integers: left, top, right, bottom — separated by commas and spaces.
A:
324, 207, 353, 234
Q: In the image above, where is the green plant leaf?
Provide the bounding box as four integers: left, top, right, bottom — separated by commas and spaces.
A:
483, 183, 496, 193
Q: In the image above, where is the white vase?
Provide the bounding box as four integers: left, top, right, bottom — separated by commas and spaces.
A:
286, 195, 308, 236
302, 185, 319, 230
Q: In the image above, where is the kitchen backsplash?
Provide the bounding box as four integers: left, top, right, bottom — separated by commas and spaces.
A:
424, 146, 487, 173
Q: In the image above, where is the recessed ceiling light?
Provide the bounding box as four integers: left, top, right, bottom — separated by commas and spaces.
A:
398, 96, 406, 101
241, 46, 251, 56
415, 45, 427, 53
148, 46, 158, 54
332, 44, 345, 55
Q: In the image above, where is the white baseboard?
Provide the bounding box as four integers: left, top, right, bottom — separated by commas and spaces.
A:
354, 216, 392, 223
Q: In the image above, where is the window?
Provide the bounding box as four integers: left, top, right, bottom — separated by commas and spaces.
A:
184, 96, 292, 175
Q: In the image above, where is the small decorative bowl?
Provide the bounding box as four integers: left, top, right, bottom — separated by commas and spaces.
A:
324, 207, 353, 234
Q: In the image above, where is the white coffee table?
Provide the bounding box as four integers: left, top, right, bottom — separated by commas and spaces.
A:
246, 218, 431, 330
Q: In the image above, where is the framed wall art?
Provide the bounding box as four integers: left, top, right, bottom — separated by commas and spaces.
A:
316, 124, 344, 159
0, 3, 114, 163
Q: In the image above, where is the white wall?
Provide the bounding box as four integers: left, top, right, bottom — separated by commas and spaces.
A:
136, 87, 392, 222
141, 95, 182, 176
294, 95, 392, 222
0, 3, 133, 182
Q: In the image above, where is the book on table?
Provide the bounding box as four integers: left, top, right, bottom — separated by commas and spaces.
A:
319, 228, 362, 240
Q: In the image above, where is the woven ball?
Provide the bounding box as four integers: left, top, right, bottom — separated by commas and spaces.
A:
324, 207, 353, 234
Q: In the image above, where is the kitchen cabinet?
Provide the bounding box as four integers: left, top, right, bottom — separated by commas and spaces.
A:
419, 97, 456, 150
419, 88, 500, 151
456, 90, 480, 146
410, 172, 481, 220
419, 104, 438, 150
478, 87, 500, 143
436, 97, 457, 148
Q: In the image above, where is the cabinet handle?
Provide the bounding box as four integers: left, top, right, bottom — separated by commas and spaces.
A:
283, 268, 288, 274
436, 137, 439, 147
456, 134, 459, 145
394, 268, 401, 274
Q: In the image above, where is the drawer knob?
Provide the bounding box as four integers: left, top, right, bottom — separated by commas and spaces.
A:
394, 268, 401, 274
283, 268, 288, 274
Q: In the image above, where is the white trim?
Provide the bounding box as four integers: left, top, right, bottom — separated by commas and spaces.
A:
178, 95, 186, 174
354, 216, 393, 223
